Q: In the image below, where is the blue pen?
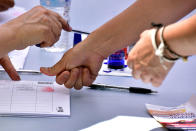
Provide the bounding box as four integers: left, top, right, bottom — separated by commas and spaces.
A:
35, 29, 89, 47
36, 44, 41, 47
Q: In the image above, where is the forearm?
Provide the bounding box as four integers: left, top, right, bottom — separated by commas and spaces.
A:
0, 24, 18, 57
83, 0, 196, 57
164, 14, 196, 57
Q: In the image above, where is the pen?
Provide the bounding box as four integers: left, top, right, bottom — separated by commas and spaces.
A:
72, 29, 90, 35
0, 69, 41, 74
89, 83, 158, 94
36, 29, 90, 47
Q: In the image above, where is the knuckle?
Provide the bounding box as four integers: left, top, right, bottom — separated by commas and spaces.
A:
41, 15, 50, 22
37, 6, 47, 12
34, 5, 45, 10
41, 26, 50, 35
64, 83, 72, 89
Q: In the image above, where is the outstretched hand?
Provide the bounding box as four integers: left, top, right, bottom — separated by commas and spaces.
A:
127, 29, 174, 87
40, 44, 105, 90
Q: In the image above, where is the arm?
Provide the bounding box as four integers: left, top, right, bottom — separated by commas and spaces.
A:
127, 14, 196, 87
164, 14, 196, 57
85, 0, 196, 58
41, 0, 196, 89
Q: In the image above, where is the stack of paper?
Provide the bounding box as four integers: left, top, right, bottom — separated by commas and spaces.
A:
146, 95, 196, 130
0, 80, 70, 117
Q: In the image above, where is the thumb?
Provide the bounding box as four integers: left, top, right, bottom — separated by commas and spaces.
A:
0, 55, 20, 81
40, 59, 66, 76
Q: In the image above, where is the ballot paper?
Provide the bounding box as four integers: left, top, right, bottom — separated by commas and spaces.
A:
0, 80, 70, 117
146, 95, 196, 130
0, 6, 29, 70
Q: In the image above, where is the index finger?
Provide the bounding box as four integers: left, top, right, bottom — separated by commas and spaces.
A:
0, 56, 20, 81
49, 11, 72, 31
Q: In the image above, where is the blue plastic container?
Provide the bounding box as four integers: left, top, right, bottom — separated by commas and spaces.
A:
108, 50, 125, 69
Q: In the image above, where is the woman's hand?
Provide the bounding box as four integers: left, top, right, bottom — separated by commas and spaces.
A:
2, 6, 72, 50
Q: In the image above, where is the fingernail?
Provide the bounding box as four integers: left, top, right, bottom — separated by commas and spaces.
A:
40, 67, 49, 75
13, 75, 20, 81
16, 76, 21, 81
35, 44, 41, 47
67, 22, 72, 31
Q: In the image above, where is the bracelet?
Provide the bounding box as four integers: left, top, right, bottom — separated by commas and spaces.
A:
160, 26, 188, 62
159, 27, 179, 62
151, 23, 188, 62
151, 28, 168, 70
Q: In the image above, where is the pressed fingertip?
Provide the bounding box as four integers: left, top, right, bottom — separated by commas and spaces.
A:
40, 67, 52, 76
16, 75, 21, 81
12, 75, 21, 81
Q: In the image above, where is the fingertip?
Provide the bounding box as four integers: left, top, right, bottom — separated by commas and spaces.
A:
15, 75, 21, 81
56, 71, 70, 85
62, 21, 72, 32
11, 74, 21, 81
68, 24, 72, 31
40, 67, 52, 76
64, 84, 73, 89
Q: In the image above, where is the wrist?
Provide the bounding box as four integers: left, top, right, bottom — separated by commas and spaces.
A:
156, 27, 179, 60
156, 26, 189, 61
81, 31, 113, 58
0, 25, 18, 53
2, 22, 23, 50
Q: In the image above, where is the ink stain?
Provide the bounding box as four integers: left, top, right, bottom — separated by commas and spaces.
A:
42, 87, 54, 92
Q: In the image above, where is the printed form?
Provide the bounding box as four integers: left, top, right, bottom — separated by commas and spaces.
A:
0, 80, 70, 117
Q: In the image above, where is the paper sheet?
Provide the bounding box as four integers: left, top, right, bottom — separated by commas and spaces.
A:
80, 116, 163, 131
0, 6, 29, 70
0, 80, 70, 117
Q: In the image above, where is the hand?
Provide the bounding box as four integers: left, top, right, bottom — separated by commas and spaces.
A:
40, 44, 105, 90
2, 5, 72, 50
127, 29, 174, 87
0, 55, 20, 81
0, 0, 14, 11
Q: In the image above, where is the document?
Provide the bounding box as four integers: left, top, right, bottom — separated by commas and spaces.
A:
0, 80, 70, 117
146, 95, 196, 130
